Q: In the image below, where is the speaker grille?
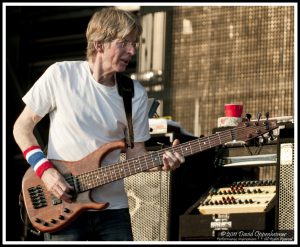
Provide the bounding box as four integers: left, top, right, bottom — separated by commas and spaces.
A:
278, 143, 294, 230
124, 171, 171, 241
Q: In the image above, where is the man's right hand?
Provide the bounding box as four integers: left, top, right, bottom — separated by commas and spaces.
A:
41, 168, 74, 203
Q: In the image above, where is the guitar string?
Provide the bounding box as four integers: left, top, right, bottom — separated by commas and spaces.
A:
76, 124, 275, 191
77, 124, 273, 191
77, 124, 269, 191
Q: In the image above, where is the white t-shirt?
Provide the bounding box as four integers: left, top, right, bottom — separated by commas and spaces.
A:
22, 61, 150, 209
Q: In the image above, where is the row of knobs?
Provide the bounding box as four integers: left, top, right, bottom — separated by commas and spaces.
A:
202, 196, 257, 206
209, 180, 275, 195
35, 207, 71, 227
211, 187, 265, 196
231, 180, 275, 187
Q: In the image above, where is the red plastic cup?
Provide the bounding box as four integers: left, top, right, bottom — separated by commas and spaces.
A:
225, 104, 243, 117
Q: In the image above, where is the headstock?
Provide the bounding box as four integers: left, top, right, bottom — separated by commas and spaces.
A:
235, 112, 278, 143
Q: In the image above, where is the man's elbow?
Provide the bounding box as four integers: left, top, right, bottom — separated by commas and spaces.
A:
13, 118, 22, 142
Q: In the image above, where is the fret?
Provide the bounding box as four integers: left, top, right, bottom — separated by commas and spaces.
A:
130, 159, 137, 175
114, 163, 121, 181
90, 175, 96, 189
181, 143, 191, 156
144, 154, 149, 170
217, 132, 222, 144
101, 168, 109, 185
117, 166, 122, 180
95, 171, 101, 181
190, 142, 194, 155
81, 174, 90, 191
197, 139, 202, 153
151, 152, 161, 168
81, 174, 88, 190
118, 166, 124, 180
78, 177, 85, 191
179, 144, 184, 156
111, 162, 125, 182
125, 161, 131, 176
90, 172, 98, 189
119, 162, 126, 178
99, 172, 105, 187
202, 137, 208, 149
88, 173, 96, 189
139, 156, 143, 172
134, 158, 141, 173
200, 137, 210, 151
207, 136, 211, 148
138, 157, 144, 172
109, 166, 117, 181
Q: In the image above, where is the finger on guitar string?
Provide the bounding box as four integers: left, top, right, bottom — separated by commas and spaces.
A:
51, 184, 73, 203
163, 151, 183, 170
41, 167, 74, 202
162, 155, 170, 171
174, 151, 185, 164
58, 179, 75, 202
162, 152, 176, 171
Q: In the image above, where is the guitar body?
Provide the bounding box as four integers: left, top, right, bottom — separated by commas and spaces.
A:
22, 140, 126, 233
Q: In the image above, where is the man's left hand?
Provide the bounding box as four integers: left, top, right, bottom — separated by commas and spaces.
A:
162, 139, 185, 171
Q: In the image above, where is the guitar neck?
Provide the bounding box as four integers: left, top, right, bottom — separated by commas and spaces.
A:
73, 128, 237, 193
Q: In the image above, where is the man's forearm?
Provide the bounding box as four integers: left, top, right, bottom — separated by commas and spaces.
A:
13, 106, 42, 151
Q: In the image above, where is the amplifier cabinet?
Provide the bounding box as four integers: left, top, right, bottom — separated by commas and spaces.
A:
179, 211, 275, 241
124, 132, 216, 241
124, 171, 171, 241
276, 126, 294, 233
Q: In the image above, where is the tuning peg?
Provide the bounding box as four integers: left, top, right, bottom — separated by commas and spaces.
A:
255, 112, 262, 126
263, 112, 270, 129
265, 112, 270, 120
244, 113, 251, 127
257, 112, 262, 120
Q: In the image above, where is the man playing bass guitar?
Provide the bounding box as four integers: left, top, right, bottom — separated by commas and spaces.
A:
13, 7, 184, 241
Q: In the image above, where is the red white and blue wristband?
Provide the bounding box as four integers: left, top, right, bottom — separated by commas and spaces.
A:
23, 146, 54, 178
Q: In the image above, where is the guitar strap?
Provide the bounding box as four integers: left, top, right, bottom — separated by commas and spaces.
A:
116, 73, 135, 149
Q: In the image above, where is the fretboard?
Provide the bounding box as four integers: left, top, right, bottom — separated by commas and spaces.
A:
74, 128, 239, 193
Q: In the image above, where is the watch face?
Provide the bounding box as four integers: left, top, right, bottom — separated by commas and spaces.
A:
280, 143, 294, 165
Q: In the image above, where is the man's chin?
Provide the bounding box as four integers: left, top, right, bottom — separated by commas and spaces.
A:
116, 66, 127, 72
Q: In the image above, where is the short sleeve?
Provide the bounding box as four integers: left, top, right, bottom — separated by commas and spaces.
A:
22, 64, 57, 117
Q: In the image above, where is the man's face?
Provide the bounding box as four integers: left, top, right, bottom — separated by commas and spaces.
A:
102, 32, 137, 73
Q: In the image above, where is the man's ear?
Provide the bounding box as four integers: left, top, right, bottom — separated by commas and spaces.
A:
94, 41, 103, 52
